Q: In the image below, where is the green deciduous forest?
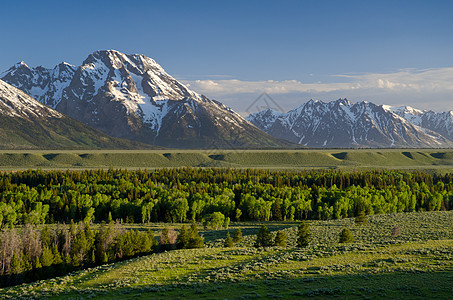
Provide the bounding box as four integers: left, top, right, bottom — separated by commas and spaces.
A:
0, 168, 451, 227
0, 167, 452, 286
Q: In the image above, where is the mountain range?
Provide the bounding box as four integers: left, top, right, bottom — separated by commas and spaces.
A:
247, 99, 453, 148
1, 50, 288, 149
1, 50, 452, 149
0, 79, 152, 150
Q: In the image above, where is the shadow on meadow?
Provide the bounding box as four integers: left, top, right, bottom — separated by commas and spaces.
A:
60, 268, 453, 299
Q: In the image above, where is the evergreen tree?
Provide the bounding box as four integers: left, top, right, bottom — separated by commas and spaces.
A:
274, 230, 287, 247
297, 221, 311, 247
64, 253, 72, 267
254, 225, 273, 247
40, 247, 54, 267
224, 233, 234, 248
233, 228, 243, 243
34, 257, 42, 269
339, 228, 354, 243
103, 253, 109, 264
147, 229, 158, 248
176, 225, 189, 249
10, 253, 22, 275
107, 212, 113, 223
187, 223, 204, 248
160, 228, 170, 250
355, 210, 368, 225
41, 225, 51, 248
272, 199, 283, 221
21, 252, 32, 272
52, 244, 63, 265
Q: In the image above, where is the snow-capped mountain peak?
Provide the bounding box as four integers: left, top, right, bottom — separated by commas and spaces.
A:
385, 105, 425, 116
82, 50, 201, 103
1, 60, 76, 109
2, 50, 286, 148
246, 109, 283, 131
247, 99, 452, 148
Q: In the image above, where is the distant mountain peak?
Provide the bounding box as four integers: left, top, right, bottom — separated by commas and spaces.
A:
17, 61, 29, 68
336, 98, 352, 105
248, 98, 452, 148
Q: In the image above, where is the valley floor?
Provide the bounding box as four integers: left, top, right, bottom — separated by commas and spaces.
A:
2, 211, 452, 299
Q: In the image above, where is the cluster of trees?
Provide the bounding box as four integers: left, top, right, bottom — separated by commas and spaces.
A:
0, 221, 203, 287
250, 221, 354, 248
175, 224, 204, 249
253, 226, 288, 248
224, 228, 243, 247
250, 222, 309, 248
0, 168, 452, 228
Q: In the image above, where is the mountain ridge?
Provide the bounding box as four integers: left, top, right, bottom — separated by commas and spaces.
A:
2, 50, 290, 149
385, 105, 453, 142
0, 79, 155, 150
247, 99, 453, 148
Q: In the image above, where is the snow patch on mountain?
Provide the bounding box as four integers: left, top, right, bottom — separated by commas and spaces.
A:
1, 61, 76, 108
248, 98, 452, 148
0, 79, 62, 118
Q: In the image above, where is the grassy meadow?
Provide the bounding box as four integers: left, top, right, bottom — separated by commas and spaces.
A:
1, 211, 452, 299
1, 149, 453, 171
1, 152, 453, 299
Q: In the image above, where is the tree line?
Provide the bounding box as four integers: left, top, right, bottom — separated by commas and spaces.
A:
0, 221, 203, 287
0, 168, 452, 227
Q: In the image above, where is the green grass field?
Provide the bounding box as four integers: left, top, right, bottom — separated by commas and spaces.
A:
2, 211, 452, 299
1, 149, 453, 171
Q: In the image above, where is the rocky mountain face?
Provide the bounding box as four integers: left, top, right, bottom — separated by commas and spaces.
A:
2, 50, 288, 149
0, 79, 151, 150
387, 106, 453, 142
247, 99, 452, 148
1, 61, 76, 109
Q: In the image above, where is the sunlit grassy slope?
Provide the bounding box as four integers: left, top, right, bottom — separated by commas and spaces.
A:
2, 211, 452, 299
1, 149, 453, 170
0, 149, 453, 170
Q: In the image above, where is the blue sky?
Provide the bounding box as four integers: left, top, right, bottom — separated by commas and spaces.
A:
2, 0, 453, 113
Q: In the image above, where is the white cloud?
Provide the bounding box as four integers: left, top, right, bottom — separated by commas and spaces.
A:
337, 68, 453, 91
185, 67, 453, 95
182, 67, 453, 115
185, 78, 356, 94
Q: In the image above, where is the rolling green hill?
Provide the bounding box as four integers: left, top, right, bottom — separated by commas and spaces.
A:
1, 149, 453, 170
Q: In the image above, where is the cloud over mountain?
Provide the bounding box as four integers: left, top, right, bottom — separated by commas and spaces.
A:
185, 67, 453, 114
